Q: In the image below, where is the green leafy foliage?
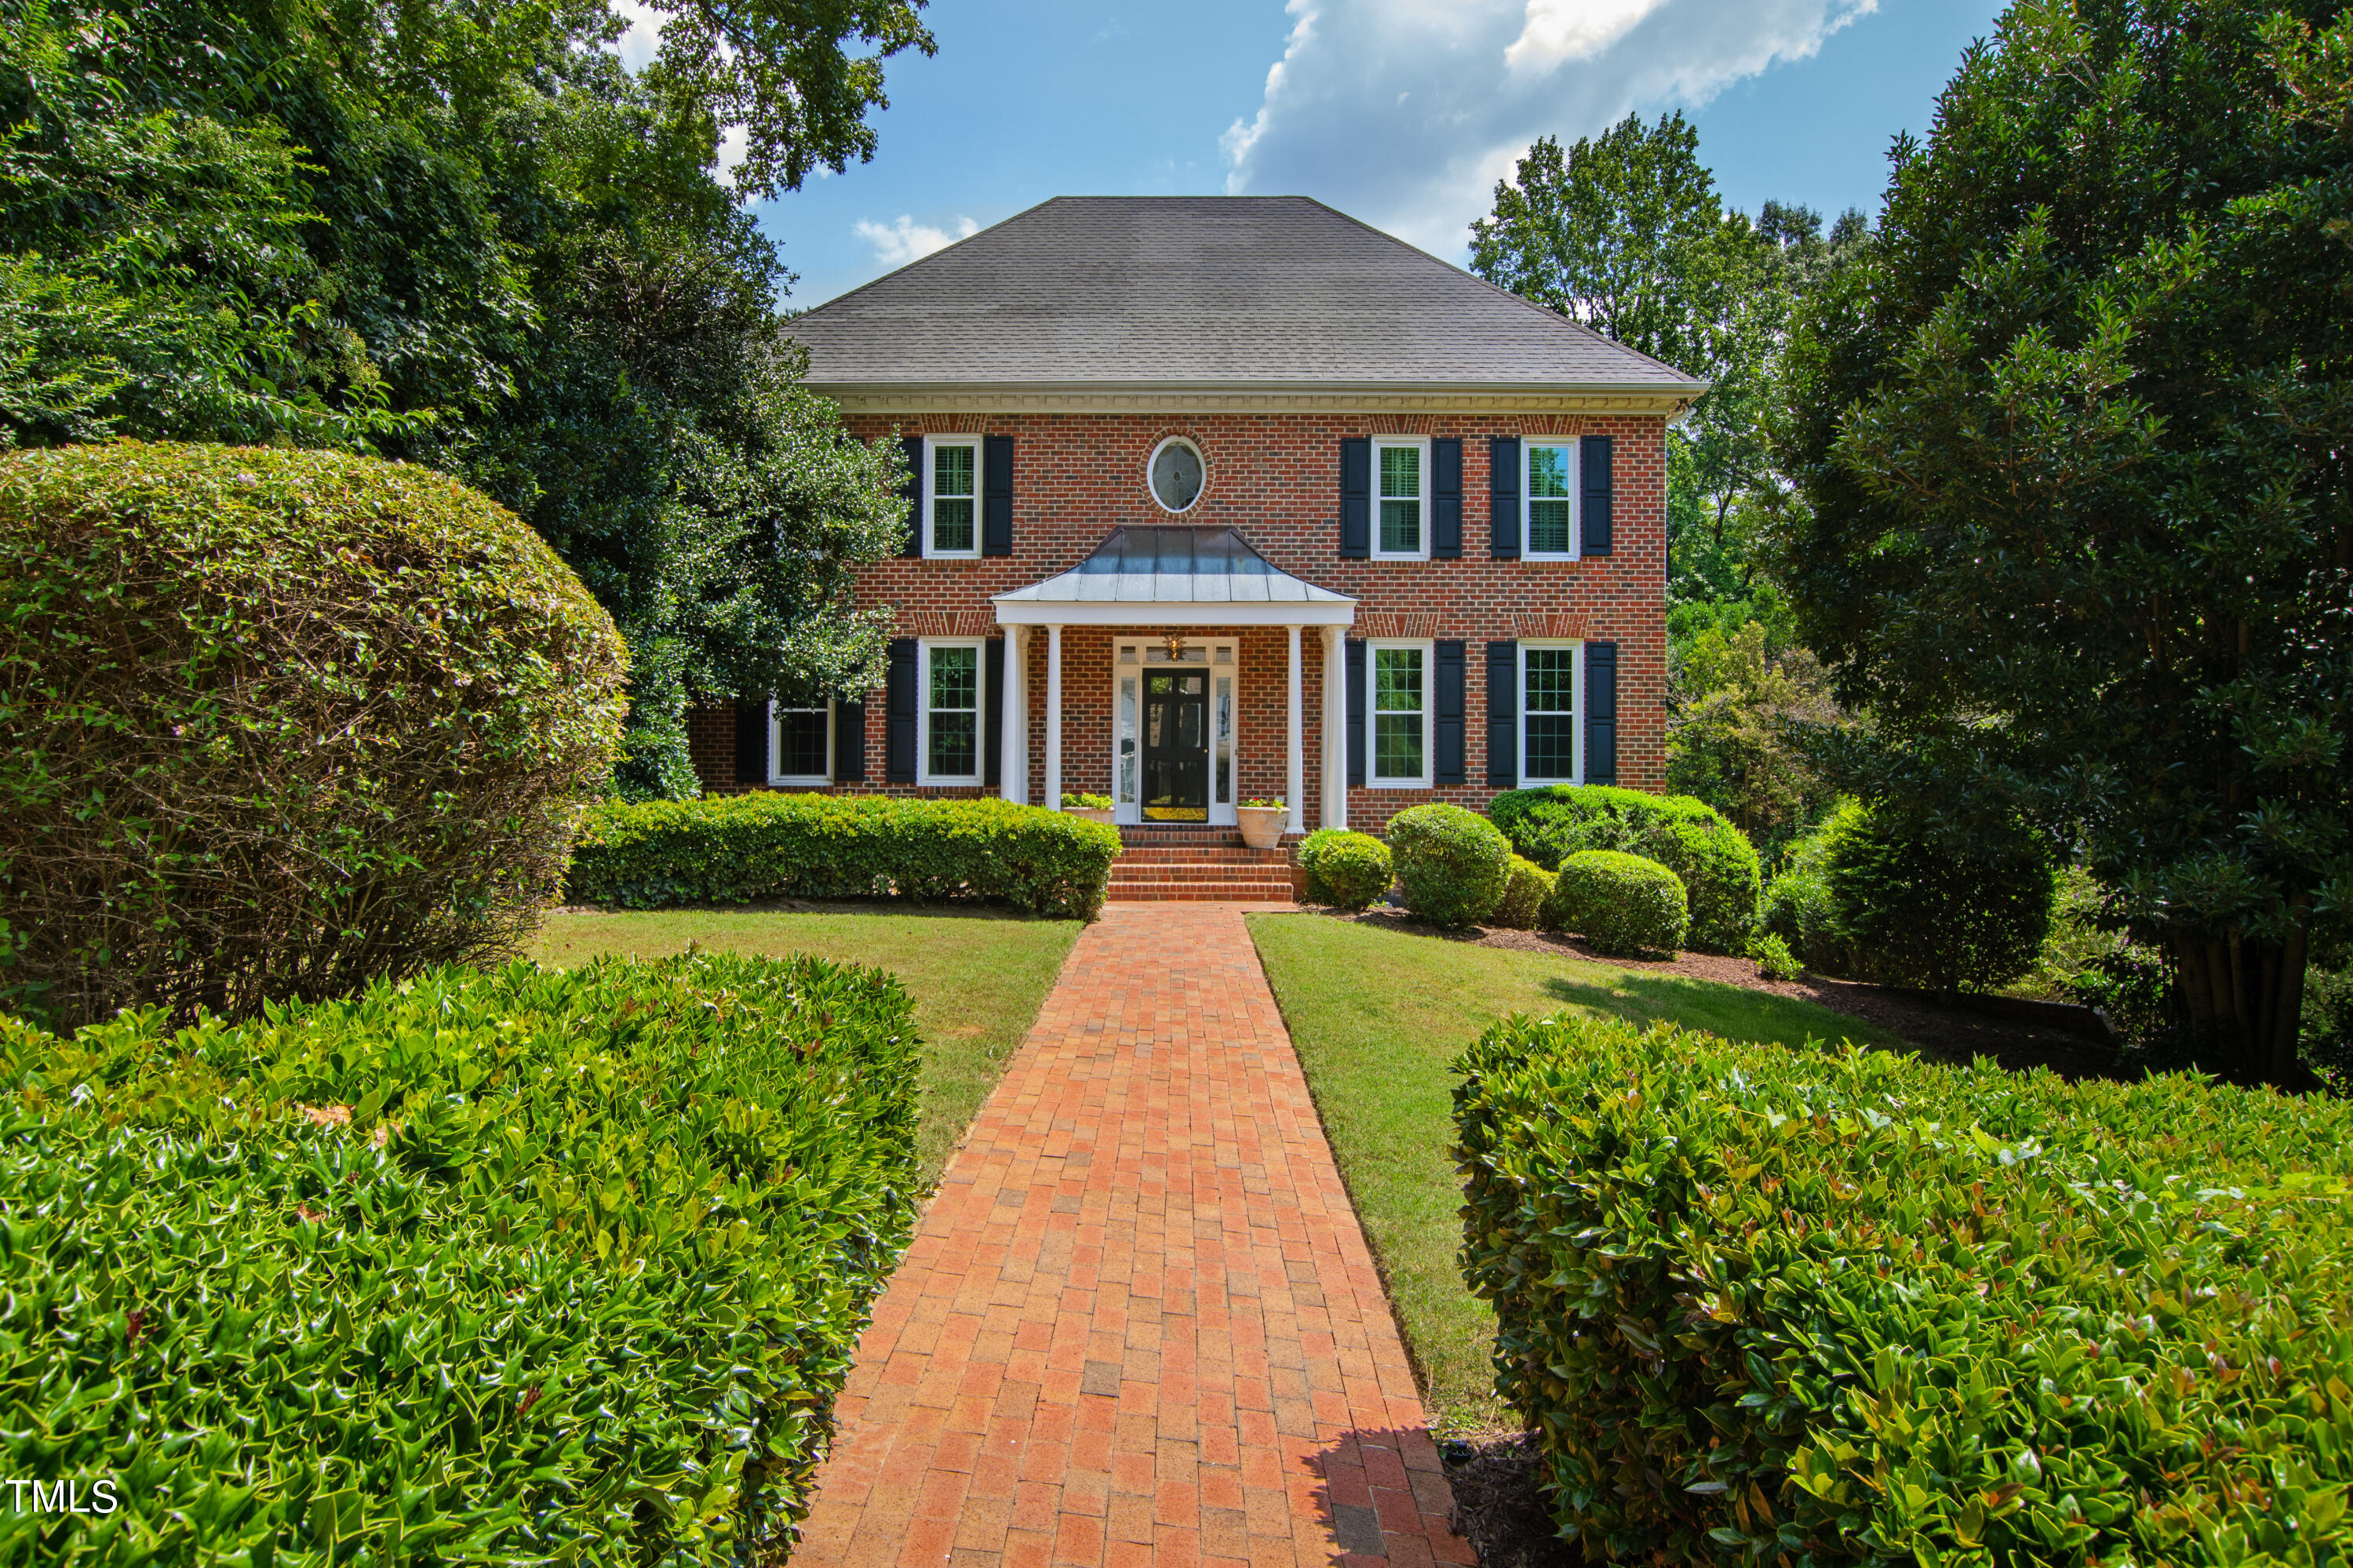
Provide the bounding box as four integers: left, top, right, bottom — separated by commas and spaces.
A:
1385, 804, 1513, 928
1489, 784, 1760, 951
0, 442, 628, 1031
1761, 799, 1860, 973
1539, 850, 1690, 956
568, 794, 1121, 920
1060, 792, 1113, 811
1746, 929, 1805, 981
0, 951, 920, 1563
1666, 620, 1841, 860
1489, 856, 1555, 931
1768, 0, 2353, 1080
1456, 1013, 2353, 1566
1296, 828, 1394, 912
1823, 802, 2057, 994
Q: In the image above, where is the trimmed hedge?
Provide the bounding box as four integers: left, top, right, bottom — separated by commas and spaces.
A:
1489, 785, 1761, 952
1, 952, 920, 1563
1539, 849, 1690, 955
1297, 828, 1394, 911
1457, 1014, 2353, 1567
1387, 804, 1513, 928
1490, 856, 1554, 930
567, 793, 1120, 919
0, 442, 628, 1030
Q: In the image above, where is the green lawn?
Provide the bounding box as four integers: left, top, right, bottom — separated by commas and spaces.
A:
1245, 912, 1909, 1434
533, 908, 1081, 1184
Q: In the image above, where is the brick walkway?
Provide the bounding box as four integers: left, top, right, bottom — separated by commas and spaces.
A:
794, 903, 1474, 1568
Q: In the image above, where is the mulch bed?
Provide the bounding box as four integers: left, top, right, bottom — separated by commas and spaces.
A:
1335, 906, 2122, 1079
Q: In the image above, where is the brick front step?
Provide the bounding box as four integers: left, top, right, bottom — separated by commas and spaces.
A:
1107, 825, 1301, 900
1115, 846, 1291, 864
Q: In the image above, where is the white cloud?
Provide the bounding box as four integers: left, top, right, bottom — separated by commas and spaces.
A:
1225, 0, 1877, 257
608, 0, 663, 73
853, 214, 983, 269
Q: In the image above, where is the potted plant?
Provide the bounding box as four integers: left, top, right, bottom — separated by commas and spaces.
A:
1237, 798, 1286, 849
1061, 791, 1116, 825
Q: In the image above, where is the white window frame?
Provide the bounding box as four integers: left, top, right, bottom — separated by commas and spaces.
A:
769, 700, 833, 788
1523, 440, 1581, 562
1366, 638, 1434, 789
917, 638, 985, 786
1518, 640, 1583, 787
1370, 435, 1430, 561
923, 435, 982, 558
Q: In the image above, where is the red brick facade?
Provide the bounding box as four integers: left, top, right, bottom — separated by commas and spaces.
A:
688, 409, 1666, 829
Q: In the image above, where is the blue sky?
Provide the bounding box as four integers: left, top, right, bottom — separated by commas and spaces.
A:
621, 0, 2009, 308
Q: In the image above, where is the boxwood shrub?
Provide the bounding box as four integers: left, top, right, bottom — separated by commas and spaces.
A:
0, 952, 920, 1563
1488, 785, 1761, 952
1457, 1013, 2353, 1568
1386, 804, 1513, 927
567, 793, 1120, 919
1539, 849, 1690, 955
1489, 855, 1554, 930
1296, 828, 1393, 911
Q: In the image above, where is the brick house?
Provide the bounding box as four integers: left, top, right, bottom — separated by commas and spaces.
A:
687, 196, 1699, 881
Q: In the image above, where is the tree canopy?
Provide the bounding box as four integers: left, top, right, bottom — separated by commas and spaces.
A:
1768, 0, 2353, 1082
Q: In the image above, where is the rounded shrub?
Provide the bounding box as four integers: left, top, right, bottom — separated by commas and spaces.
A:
1489, 856, 1554, 930
1296, 828, 1393, 911
0, 442, 628, 1030
1540, 849, 1691, 956
1386, 804, 1513, 927
1488, 784, 1761, 951
1761, 800, 1863, 973
1820, 802, 2057, 992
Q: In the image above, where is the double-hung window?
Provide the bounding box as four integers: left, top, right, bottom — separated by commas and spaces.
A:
771, 700, 832, 786
925, 437, 980, 557
1371, 437, 1428, 559
919, 640, 982, 784
1369, 641, 1431, 787
1521, 642, 1579, 785
1524, 441, 1577, 559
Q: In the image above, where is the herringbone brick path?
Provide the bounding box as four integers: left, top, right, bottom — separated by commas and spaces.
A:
794, 903, 1473, 1567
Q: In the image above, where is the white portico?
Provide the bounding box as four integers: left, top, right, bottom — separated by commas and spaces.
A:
990, 527, 1355, 835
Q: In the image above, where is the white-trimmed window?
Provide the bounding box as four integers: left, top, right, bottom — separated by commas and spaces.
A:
1368, 639, 1432, 788
1524, 441, 1579, 560
924, 436, 980, 557
1371, 436, 1428, 559
919, 639, 983, 784
770, 700, 832, 786
1521, 642, 1579, 785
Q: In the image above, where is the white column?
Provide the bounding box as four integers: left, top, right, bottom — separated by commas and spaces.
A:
1045, 624, 1063, 811
1286, 624, 1305, 836
1321, 625, 1347, 831
1001, 626, 1027, 804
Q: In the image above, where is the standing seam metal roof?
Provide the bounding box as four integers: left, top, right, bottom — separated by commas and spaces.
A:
786, 196, 1703, 392
993, 527, 1352, 606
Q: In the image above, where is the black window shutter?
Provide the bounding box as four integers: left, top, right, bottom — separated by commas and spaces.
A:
835, 697, 866, 782
1485, 640, 1518, 788
985, 638, 1006, 785
898, 435, 924, 558
1581, 435, 1614, 556
1339, 438, 1371, 558
1431, 438, 1462, 558
734, 698, 769, 789
886, 639, 918, 783
1434, 640, 1466, 784
1346, 639, 1366, 787
1584, 640, 1617, 783
982, 435, 1014, 557
1489, 436, 1521, 558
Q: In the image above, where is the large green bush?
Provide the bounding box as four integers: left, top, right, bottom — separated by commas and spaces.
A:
1296, 828, 1393, 911
1457, 1013, 2353, 1568
1489, 856, 1554, 930
1538, 849, 1689, 955
1386, 804, 1513, 927
0, 951, 919, 1563
0, 442, 628, 1031
1488, 785, 1760, 951
1760, 799, 1863, 972
568, 793, 1120, 919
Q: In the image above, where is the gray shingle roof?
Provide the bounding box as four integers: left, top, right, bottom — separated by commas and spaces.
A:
786, 197, 1703, 394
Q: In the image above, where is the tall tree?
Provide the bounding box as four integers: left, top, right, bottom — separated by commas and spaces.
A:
1769, 0, 2353, 1084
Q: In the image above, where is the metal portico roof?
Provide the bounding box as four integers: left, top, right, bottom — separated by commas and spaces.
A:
990, 527, 1357, 627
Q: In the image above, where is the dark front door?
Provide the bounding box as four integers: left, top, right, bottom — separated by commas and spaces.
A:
1142, 671, 1209, 821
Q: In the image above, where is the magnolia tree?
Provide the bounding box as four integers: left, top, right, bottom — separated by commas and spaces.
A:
1770, 0, 2353, 1084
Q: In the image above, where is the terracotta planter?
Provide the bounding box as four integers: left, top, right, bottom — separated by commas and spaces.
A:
1066, 807, 1115, 826
1237, 806, 1287, 849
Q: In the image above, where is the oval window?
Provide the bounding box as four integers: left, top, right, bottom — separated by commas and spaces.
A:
1148, 437, 1205, 514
